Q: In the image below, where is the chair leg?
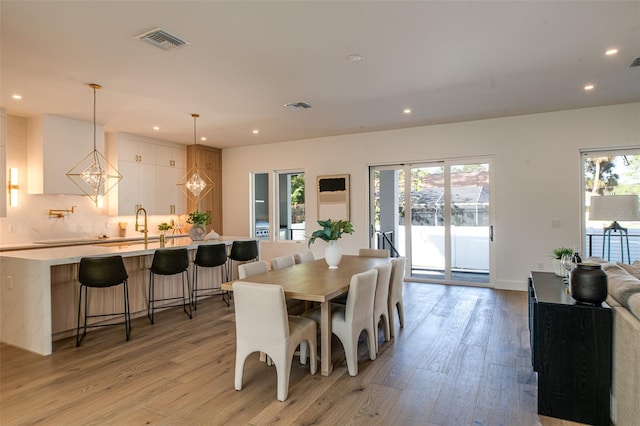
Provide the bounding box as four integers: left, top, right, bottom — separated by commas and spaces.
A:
234, 351, 248, 391
192, 265, 199, 310
148, 272, 155, 324
76, 285, 85, 347
274, 353, 292, 402
183, 270, 192, 319
397, 301, 405, 327
381, 313, 391, 342
124, 280, 131, 341
367, 327, 377, 361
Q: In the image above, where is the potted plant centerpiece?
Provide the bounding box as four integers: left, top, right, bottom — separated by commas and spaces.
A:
157, 222, 172, 246
308, 219, 354, 269
552, 247, 573, 277
187, 210, 210, 241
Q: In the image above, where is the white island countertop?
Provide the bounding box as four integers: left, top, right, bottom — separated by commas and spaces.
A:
0, 236, 251, 265
0, 235, 253, 356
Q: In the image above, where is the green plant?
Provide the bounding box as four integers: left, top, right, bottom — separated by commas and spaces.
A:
157, 222, 172, 231
308, 219, 354, 248
552, 247, 573, 259
187, 210, 211, 226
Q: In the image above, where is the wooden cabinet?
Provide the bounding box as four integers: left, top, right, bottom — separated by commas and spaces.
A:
529, 272, 611, 426
187, 145, 222, 234
107, 133, 186, 215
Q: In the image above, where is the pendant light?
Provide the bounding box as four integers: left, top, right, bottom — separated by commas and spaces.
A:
66, 83, 122, 205
177, 113, 213, 203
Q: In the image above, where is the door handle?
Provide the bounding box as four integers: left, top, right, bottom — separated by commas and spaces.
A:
490, 225, 494, 242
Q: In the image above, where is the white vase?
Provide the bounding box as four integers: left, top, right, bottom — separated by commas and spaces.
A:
325, 240, 342, 269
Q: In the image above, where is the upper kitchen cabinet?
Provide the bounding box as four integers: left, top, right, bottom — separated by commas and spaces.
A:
27, 114, 104, 195
107, 133, 186, 216
187, 145, 222, 234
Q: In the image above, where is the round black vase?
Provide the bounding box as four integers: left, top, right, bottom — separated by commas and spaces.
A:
570, 263, 608, 304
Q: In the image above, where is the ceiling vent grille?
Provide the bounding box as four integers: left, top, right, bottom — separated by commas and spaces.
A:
136, 28, 189, 51
630, 57, 640, 68
284, 101, 312, 111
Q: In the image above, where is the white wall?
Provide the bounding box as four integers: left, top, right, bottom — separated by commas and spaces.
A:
222, 103, 640, 291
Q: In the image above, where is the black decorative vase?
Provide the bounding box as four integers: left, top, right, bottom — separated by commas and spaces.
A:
570, 263, 608, 305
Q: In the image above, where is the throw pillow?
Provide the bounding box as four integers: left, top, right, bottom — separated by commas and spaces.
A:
617, 262, 640, 280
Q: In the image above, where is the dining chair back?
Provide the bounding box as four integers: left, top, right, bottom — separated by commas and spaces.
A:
388, 256, 406, 337
238, 260, 269, 279
303, 268, 378, 376
372, 262, 392, 353
192, 243, 229, 309
233, 281, 317, 401
148, 248, 192, 324
76, 255, 130, 347
270, 255, 295, 270
294, 250, 315, 264
358, 248, 390, 258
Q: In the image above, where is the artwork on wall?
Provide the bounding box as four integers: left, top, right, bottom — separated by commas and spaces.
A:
317, 174, 350, 221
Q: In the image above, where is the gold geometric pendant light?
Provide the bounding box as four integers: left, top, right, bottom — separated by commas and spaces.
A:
177, 113, 213, 203
66, 83, 122, 205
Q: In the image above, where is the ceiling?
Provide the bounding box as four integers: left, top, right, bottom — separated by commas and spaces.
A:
2, 1, 639, 149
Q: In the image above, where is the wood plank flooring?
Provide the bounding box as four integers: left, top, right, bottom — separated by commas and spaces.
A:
1, 282, 586, 425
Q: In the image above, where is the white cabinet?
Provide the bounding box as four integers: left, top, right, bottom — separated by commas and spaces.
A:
27, 114, 104, 195
107, 132, 186, 216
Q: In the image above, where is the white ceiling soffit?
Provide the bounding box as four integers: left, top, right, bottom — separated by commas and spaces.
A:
1, 1, 639, 149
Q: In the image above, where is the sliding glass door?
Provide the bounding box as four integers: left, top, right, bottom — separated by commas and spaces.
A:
370, 158, 493, 285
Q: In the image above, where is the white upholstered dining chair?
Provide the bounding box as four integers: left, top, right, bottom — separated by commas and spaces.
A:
372, 262, 392, 353
388, 257, 406, 338
294, 250, 315, 264
270, 255, 295, 270
238, 260, 269, 279
304, 268, 378, 376
232, 281, 317, 401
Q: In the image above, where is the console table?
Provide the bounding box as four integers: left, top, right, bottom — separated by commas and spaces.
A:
529, 271, 611, 425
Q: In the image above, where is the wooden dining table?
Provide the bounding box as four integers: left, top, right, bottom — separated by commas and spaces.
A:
221, 255, 390, 376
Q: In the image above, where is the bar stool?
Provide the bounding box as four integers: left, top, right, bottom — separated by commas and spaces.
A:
148, 248, 192, 324
227, 240, 259, 281
192, 243, 229, 309
76, 255, 130, 347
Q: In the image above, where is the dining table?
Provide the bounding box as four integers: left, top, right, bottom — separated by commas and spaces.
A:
222, 254, 390, 376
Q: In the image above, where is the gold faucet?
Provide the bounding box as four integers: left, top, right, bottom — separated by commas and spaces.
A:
48, 206, 76, 218
135, 206, 148, 244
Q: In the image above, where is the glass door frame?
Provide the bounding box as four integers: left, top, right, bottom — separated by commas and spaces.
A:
369, 156, 494, 286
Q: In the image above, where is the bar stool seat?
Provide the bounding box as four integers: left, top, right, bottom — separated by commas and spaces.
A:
148, 248, 192, 324
192, 243, 229, 309
76, 255, 130, 347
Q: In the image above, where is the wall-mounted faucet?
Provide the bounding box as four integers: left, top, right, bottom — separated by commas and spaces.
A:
49, 206, 76, 218
135, 206, 148, 244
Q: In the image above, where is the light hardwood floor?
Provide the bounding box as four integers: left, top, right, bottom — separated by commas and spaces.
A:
1, 282, 586, 425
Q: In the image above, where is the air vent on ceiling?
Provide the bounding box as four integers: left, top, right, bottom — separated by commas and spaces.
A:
284, 101, 312, 111
135, 28, 189, 51
630, 57, 640, 68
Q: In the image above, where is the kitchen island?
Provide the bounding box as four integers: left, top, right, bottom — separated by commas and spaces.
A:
0, 236, 250, 355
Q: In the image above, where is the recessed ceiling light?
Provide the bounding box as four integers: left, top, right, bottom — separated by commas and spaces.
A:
346, 54, 362, 62
252, 129, 259, 134
200, 137, 207, 141
403, 108, 412, 114
12, 94, 22, 100
153, 126, 160, 131
584, 84, 595, 91
605, 48, 618, 56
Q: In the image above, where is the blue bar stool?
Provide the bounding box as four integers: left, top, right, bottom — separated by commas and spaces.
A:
148, 248, 192, 324
76, 255, 130, 347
